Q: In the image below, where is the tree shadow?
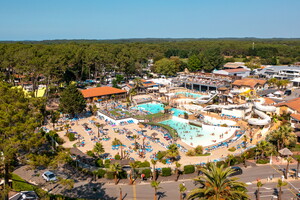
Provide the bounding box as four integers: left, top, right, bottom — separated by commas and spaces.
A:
157, 191, 167, 200
62, 182, 117, 200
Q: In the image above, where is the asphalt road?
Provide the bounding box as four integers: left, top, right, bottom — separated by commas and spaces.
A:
14, 164, 300, 199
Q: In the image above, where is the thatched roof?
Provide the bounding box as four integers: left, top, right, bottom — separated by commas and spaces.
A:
279, 148, 293, 156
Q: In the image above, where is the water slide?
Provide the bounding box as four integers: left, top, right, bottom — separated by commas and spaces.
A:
193, 93, 217, 104
248, 99, 276, 126
202, 104, 248, 111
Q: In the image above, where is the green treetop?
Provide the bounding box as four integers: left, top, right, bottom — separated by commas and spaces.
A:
59, 84, 86, 117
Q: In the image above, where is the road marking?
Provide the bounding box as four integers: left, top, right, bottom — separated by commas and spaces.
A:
133, 184, 137, 200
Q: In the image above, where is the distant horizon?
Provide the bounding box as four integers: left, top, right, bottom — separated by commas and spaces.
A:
2, 37, 300, 42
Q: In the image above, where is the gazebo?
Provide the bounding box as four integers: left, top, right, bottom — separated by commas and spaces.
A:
279, 148, 293, 157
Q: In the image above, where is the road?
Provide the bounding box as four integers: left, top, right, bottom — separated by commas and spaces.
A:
14, 164, 300, 199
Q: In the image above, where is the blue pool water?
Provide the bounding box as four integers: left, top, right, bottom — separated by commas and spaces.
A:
160, 118, 235, 147
132, 103, 189, 116
175, 92, 202, 98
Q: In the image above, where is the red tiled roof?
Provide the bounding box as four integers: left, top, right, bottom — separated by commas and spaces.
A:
276, 97, 300, 113
81, 86, 126, 98
291, 113, 300, 121
232, 78, 266, 88
263, 97, 276, 105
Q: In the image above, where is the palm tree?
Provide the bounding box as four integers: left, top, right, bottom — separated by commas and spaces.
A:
256, 180, 263, 200
64, 123, 71, 135
256, 141, 273, 159
175, 161, 181, 181
267, 124, 296, 151
179, 183, 187, 200
267, 78, 278, 88
166, 143, 179, 161
93, 142, 105, 157
294, 155, 300, 179
226, 154, 235, 167
285, 157, 293, 179
95, 122, 104, 138
109, 163, 122, 185
277, 179, 287, 200
151, 181, 161, 200
151, 159, 157, 181
129, 162, 140, 185
133, 134, 138, 149
188, 163, 248, 200
112, 138, 124, 159
243, 135, 248, 148
240, 152, 249, 168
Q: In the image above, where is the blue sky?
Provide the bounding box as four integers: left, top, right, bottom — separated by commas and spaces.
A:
0, 0, 299, 40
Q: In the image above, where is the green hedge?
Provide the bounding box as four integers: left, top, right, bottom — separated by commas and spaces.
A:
184, 165, 195, 174
97, 169, 106, 178
142, 169, 152, 178
87, 150, 95, 157
106, 171, 115, 179
256, 159, 269, 164
161, 167, 172, 176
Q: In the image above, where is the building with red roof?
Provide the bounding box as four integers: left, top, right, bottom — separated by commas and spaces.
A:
81, 86, 126, 102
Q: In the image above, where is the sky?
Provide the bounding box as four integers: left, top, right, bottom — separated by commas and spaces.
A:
0, 0, 300, 40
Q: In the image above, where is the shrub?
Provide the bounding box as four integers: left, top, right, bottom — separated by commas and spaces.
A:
115, 154, 121, 160
142, 169, 152, 178
184, 165, 195, 174
87, 150, 95, 157
105, 171, 115, 179
194, 145, 203, 155
256, 159, 269, 164
140, 161, 150, 168
118, 171, 127, 179
67, 132, 76, 141
96, 159, 104, 167
97, 169, 106, 178
104, 159, 111, 168
161, 159, 167, 164
221, 123, 228, 127
228, 147, 236, 152
186, 149, 195, 156
161, 167, 172, 176
156, 151, 166, 160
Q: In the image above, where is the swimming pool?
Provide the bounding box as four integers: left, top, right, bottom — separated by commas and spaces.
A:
175, 92, 202, 98
132, 103, 190, 116
160, 117, 237, 147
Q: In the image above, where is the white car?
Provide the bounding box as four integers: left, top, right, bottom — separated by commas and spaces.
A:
42, 171, 57, 182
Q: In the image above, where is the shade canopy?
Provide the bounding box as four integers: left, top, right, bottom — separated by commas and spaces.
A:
279, 148, 293, 156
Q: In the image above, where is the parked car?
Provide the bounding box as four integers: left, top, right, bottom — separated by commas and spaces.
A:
9, 191, 39, 200
42, 171, 57, 182
229, 166, 243, 176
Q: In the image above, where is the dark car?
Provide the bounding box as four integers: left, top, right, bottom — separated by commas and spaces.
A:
284, 90, 292, 96
229, 166, 243, 176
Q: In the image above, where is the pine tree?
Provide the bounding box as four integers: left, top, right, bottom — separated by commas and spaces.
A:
59, 84, 86, 117
0, 82, 43, 200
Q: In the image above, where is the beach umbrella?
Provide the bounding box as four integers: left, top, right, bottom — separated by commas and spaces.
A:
151, 132, 158, 137
279, 148, 293, 156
